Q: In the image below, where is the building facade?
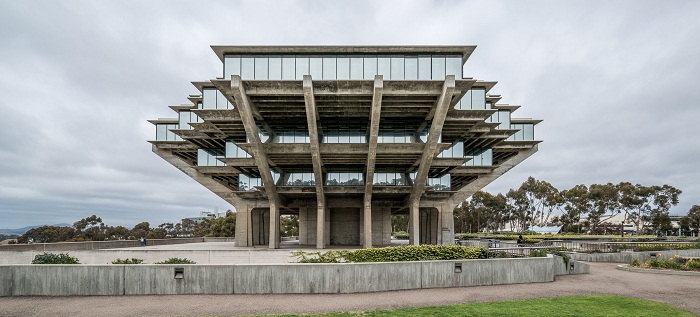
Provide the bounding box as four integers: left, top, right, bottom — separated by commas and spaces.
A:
149, 46, 541, 249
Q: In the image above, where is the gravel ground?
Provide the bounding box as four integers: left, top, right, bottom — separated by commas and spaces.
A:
1, 262, 698, 317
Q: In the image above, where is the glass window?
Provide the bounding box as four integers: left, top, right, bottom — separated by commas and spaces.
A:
390, 56, 405, 80
202, 88, 217, 109
471, 88, 486, 110
446, 56, 462, 78
322, 56, 336, 79
268, 55, 282, 80
224, 55, 241, 78
404, 56, 418, 80
498, 111, 511, 129
178, 111, 200, 130
295, 55, 309, 79
156, 124, 167, 140
239, 174, 262, 191
350, 57, 363, 79
241, 55, 255, 80
428, 174, 451, 191
216, 90, 232, 109
363, 56, 377, 80
198, 149, 225, 166
282, 56, 295, 80
254, 56, 268, 80
431, 55, 446, 79
377, 57, 391, 79
523, 124, 534, 140
309, 56, 323, 79
456, 89, 471, 110
418, 55, 431, 80
226, 141, 251, 158
337, 57, 350, 80
285, 168, 315, 186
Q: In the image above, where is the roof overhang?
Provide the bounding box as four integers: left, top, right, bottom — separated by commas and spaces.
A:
211, 45, 476, 64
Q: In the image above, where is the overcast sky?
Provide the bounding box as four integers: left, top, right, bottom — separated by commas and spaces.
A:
1, 0, 698, 229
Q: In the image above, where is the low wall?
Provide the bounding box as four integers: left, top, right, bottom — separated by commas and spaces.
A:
0, 249, 297, 265
0, 255, 588, 296
0, 238, 213, 252
567, 249, 700, 263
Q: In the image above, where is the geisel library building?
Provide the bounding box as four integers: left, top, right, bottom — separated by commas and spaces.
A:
149, 46, 541, 249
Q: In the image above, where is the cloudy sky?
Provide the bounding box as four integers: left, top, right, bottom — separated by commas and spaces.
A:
1, 0, 698, 229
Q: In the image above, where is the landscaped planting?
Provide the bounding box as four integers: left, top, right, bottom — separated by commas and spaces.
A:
111, 258, 144, 264
630, 254, 700, 271
31, 252, 80, 264
154, 257, 197, 264
294, 245, 487, 263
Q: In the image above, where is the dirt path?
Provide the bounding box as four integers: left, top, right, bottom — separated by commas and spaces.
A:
1, 262, 698, 317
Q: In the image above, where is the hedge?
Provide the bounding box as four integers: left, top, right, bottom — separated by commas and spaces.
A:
31, 252, 80, 264
294, 245, 487, 263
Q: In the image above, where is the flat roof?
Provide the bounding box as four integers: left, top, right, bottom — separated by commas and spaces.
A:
211, 45, 476, 64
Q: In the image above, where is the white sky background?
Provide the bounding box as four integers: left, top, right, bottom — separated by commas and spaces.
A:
0, 0, 698, 228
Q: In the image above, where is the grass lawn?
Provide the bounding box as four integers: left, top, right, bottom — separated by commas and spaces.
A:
266, 295, 694, 317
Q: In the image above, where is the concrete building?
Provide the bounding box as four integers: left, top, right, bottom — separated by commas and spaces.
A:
149, 46, 541, 249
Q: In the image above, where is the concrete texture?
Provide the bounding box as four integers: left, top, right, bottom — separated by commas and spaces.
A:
0, 238, 217, 252
124, 265, 234, 295
568, 249, 700, 263
0, 262, 697, 317
0, 256, 583, 296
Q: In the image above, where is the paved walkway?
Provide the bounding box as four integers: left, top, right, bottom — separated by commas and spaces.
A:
1, 262, 698, 317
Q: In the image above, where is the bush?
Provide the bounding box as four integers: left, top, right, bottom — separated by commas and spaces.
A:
392, 231, 409, 240
529, 249, 570, 265
294, 245, 487, 263
111, 258, 144, 264
154, 257, 196, 264
634, 254, 700, 271
31, 252, 80, 264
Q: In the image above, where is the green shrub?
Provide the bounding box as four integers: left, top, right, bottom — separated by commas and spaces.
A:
111, 258, 144, 264
529, 249, 570, 265
294, 245, 486, 263
342, 245, 486, 262
630, 259, 642, 267
686, 259, 700, 269
292, 250, 344, 263
154, 257, 196, 264
31, 252, 80, 264
392, 231, 409, 240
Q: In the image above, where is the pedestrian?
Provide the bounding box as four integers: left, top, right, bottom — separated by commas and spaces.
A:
517, 234, 525, 246
139, 237, 145, 246
143, 237, 147, 246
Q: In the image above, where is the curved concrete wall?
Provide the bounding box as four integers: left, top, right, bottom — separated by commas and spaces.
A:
0, 238, 236, 252
567, 249, 700, 263
0, 256, 587, 296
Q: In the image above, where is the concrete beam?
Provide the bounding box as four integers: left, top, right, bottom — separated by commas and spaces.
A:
152, 145, 241, 206
448, 145, 538, 207
231, 75, 281, 249
363, 75, 383, 248
303, 75, 327, 249
408, 76, 456, 245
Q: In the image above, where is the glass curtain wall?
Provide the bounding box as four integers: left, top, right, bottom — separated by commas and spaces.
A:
438, 141, 464, 158
178, 111, 202, 130
197, 149, 226, 166
225, 141, 251, 158
463, 149, 493, 166
201, 88, 233, 110
239, 174, 262, 191
225, 54, 463, 80
508, 124, 535, 141
155, 124, 182, 141
326, 170, 364, 185
373, 169, 407, 186
428, 174, 451, 191
275, 130, 310, 143
455, 88, 488, 110
284, 168, 315, 186
488, 111, 511, 129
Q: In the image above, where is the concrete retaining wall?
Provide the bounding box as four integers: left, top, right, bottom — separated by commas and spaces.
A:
0, 255, 587, 296
567, 249, 700, 263
0, 238, 210, 252
0, 250, 297, 265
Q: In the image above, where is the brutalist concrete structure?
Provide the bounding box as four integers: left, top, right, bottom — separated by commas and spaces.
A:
149, 46, 540, 249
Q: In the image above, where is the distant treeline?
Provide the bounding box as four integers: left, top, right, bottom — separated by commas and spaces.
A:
455, 177, 699, 235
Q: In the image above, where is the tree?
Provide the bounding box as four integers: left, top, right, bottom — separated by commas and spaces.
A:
17, 226, 75, 243
73, 215, 103, 232
209, 211, 237, 237
587, 183, 620, 233
680, 205, 700, 235
560, 184, 592, 232
131, 222, 150, 239
280, 215, 299, 237
645, 185, 681, 233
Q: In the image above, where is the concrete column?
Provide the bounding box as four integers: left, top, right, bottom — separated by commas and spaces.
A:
269, 203, 280, 249
316, 205, 325, 249
409, 200, 420, 245
235, 204, 251, 247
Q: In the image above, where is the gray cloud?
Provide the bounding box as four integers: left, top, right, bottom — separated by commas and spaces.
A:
0, 0, 698, 228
